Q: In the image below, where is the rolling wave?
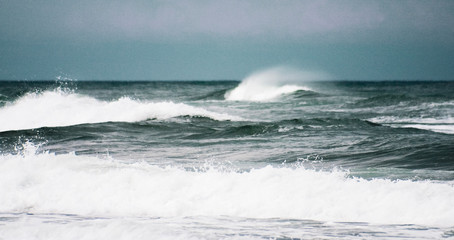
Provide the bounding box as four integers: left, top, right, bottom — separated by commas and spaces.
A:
225, 66, 327, 101
0, 89, 241, 132
1, 143, 453, 227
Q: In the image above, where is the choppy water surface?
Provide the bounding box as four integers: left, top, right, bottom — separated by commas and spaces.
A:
1, 77, 453, 239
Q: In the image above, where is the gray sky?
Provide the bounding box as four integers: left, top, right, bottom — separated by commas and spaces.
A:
1, 0, 453, 80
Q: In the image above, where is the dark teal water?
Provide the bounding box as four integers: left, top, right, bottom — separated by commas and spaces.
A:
0, 80, 453, 239
1, 81, 453, 174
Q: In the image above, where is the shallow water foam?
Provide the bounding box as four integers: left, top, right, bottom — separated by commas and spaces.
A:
1, 144, 453, 227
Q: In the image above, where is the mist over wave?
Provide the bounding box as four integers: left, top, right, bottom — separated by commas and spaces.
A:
225, 66, 329, 101
0, 89, 240, 132
1, 143, 453, 227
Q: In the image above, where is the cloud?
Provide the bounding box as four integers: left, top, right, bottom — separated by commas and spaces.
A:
1, 0, 453, 43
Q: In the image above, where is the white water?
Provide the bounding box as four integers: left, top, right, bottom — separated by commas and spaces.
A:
1, 213, 450, 240
225, 66, 327, 101
369, 116, 454, 134
1, 144, 453, 227
0, 90, 240, 132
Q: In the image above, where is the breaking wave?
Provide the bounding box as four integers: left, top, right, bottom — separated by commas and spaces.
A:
1, 143, 453, 227
225, 66, 328, 101
0, 89, 240, 132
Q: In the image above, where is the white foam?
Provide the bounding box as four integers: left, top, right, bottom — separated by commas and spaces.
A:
370, 116, 454, 124
0, 90, 240, 132
369, 116, 454, 134
0, 213, 194, 240
0, 213, 448, 240
225, 66, 327, 101
397, 124, 454, 134
1, 146, 453, 227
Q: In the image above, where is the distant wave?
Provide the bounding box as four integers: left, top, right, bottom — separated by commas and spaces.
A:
0, 89, 240, 132
1, 144, 453, 227
225, 66, 328, 101
369, 116, 454, 134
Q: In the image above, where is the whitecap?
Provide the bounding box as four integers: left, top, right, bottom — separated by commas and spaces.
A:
1, 144, 453, 227
0, 89, 241, 132
225, 66, 328, 101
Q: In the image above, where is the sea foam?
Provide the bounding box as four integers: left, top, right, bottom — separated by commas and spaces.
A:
0, 89, 240, 132
1, 144, 453, 227
225, 67, 327, 101
369, 116, 454, 134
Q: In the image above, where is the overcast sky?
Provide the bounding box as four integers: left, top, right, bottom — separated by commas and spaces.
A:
1, 0, 453, 80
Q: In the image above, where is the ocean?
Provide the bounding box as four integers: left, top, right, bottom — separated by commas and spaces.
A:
0, 75, 454, 239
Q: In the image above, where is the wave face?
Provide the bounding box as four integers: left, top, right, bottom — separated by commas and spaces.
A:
1, 145, 453, 227
225, 67, 326, 101
0, 89, 239, 132
1, 80, 454, 239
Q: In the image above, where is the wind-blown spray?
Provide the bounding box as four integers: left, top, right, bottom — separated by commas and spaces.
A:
225, 66, 329, 101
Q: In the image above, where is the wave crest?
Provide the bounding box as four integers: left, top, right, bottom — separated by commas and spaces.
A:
369, 116, 454, 134
225, 66, 328, 101
0, 89, 240, 132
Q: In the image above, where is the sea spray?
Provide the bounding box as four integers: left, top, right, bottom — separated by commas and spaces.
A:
225, 66, 329, 101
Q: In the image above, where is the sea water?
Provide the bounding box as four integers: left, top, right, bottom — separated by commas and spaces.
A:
0, 74, 453, 239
